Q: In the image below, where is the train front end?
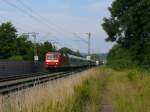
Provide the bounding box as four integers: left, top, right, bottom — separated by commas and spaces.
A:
45, 52, 61, 69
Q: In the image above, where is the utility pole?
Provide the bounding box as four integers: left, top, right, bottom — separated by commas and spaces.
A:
85, 32, 91, 61
23, 32, 39, 61
86, 32, 91, 55
32, 32, 38, 61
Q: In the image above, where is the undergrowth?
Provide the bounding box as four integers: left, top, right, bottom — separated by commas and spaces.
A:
0, 69, 106, 112
71, 72, 106, 112
103, 68, 150, 112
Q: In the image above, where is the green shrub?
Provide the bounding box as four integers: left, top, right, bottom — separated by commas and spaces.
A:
106, 68, 150, 112
8, 55, 23, 61
71, 72, 106, 112
72, 80, 91, 112
127, 71, 137, 81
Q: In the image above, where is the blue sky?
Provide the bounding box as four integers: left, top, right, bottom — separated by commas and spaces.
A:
0, 0, 113, 53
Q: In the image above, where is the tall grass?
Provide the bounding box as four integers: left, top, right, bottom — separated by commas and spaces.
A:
0, 69, 104, 112
71, 68, 107, 112
104, 68, 150, 112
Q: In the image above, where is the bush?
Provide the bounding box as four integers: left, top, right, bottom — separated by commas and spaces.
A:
106, 44, 135, 70
8, 55, 23, 61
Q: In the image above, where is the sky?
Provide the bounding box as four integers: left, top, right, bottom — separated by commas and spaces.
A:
0, 0, 113, 54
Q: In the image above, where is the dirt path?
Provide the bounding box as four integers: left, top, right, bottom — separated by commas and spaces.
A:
100, 76, 115, 112
101, 89, 115, 112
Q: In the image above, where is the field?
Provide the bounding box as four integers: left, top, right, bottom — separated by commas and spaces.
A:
0, 67, 150, 112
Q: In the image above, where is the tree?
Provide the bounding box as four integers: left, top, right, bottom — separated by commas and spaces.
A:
37, 41, 56, 60
59, 47, 72, 55
16, 35, 35, 60
102, 0, 150, 68
0, 22, 17, 59
15, 35, 33, 57
91, 54, 100, 60
0, 22, 57, 60
59, 47, 82, 56
106, 44, 134, 70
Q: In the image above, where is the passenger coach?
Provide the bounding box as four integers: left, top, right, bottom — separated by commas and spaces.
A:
45, 52, 96, 70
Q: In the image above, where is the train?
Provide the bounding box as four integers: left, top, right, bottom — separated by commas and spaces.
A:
44, 52, 96, 70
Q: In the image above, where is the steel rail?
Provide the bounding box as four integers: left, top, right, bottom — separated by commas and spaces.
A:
0, 72, 49, 82
0, 69, 84, 95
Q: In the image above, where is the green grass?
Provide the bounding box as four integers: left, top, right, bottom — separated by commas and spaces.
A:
71, 72, 106, 112
102, 68, 150, 112
2, 67, 149, 112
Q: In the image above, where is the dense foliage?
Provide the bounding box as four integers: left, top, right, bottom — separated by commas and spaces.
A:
90, 54, 100, 60
107, 44, 135, 69
102, 0, 150, 69
36, 41, 56, 60
0, 22, 56, 60
0, 22, 17, 59
0, 22, 83, 61
59, 47, 82, 57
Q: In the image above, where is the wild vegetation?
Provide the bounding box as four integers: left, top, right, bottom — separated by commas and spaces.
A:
0, 22, 84, 60
102, 0, 150, 69
101, 0, 150, 111
0, 22, 56, 60
0, 66, 149, 112
102, 68, 150, 112
0, 68, 106, 112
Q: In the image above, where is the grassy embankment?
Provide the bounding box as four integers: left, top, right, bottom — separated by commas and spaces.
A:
0, 68, 107, 112
103, 68, 150, 112
1, 67, 149, 112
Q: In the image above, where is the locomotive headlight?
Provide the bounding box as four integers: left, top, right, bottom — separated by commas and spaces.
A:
56, 63, 58, 65
46, 60, 51, 62
54, 60, 59, 62
46, 60, 58, 62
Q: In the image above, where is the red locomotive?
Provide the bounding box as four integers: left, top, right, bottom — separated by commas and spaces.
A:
45, 52, 96, 70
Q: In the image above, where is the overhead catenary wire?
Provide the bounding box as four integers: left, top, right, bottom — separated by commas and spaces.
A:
16, 0, 71, 36
2, 0, 64, 35
0, 15, 28, 33
0, 15, 48, 35
16, 0, 88, 42
73, 33, 88, 43
4, 0, 88, 39
1, 0, 91, 52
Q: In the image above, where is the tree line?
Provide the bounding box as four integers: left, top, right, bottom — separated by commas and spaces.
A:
102, 0, 150, 69
0, 22, 56, 60
0, 22, 83, 61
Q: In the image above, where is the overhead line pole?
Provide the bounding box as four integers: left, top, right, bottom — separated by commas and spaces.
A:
23, 32, 39, 61
86, 32, 91, 55
32, 32, 38, 58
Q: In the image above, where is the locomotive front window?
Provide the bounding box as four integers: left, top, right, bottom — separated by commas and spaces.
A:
47, 54, 58, 59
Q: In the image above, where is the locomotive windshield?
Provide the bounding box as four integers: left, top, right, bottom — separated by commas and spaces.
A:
47, 54, 59, 59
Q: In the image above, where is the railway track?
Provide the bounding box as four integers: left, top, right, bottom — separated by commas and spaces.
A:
0, 72, 49, 82
0, 69, 85, 95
